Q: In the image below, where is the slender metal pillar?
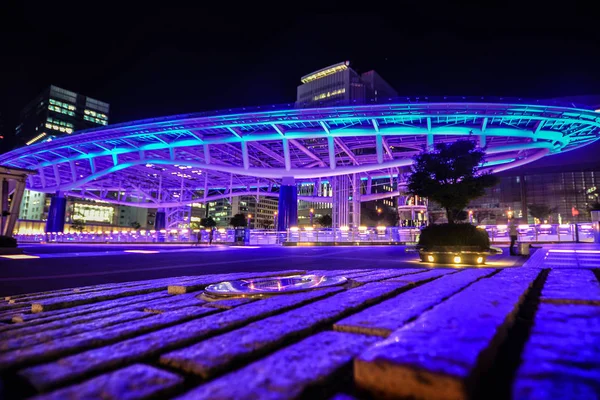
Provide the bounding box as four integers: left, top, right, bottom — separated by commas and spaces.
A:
277, 177, 297, 231
154, 210, 166, 230
45, 192, 67, 233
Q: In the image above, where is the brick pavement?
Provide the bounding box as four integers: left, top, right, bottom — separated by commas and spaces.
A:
0, 247, 598, 400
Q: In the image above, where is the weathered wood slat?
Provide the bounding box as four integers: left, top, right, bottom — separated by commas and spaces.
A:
30, 364, 183, 400
354, 268, 542, 400
0, 311, 151, 353
175, 331, 380, 400
203, 298, 256, 310
160, 271, 446, 378
348, 269, 424, 283
2, 292, 170, 334
18, 287, 342, 391
335, 269, 492, 336
6, 276, 199, 303
1, 306, 216, 373
31, 281, 188, 313
512, 303, 600, 399
541, 269, 600, 304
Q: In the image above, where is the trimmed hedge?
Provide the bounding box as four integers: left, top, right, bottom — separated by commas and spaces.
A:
418, 223, 490, 250
0, 236, 17, 248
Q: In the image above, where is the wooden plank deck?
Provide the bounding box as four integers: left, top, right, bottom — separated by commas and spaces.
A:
0, 258, 598, 400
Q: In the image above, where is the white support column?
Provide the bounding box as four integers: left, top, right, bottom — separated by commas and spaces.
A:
328, 136, 336, 169
53, 164, 61, 186
4, 179, 25, 236
229, 174, 233, 204
426, 117, 433, 150
204, 144, 211, 164
89, 158, 96, 174
169, 147, 175, 161
533, 120, 543, 142
427, 133, 434, 150
241, 141, 249, 170
282, 138, 291, 171
376, 135, 384, 164
112, 153, 118, 166
69, 161, 77, 182
39, 168, 46, 188
480, 117, 488, 148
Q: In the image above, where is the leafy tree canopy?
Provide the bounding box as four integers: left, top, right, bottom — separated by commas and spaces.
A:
200, 216, 217, 228
318, 214, 332, 227
230, 213, 247, 228
407, 140, 498, 223
528, 204, 557, 222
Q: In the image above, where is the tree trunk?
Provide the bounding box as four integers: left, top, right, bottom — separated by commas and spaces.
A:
445, 208, 454, 224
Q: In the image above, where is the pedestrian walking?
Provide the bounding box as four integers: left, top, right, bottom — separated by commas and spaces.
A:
209, 227, 214, 246
508, 217, 519, 256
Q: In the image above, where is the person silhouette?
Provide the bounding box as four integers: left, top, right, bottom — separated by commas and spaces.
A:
508, 217, 519, 256
209, 227, 214, 246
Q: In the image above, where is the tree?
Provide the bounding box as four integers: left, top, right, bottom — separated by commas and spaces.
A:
318, 214, 332, 227
229, 213, 247, 228
200, 216, 217, 228
71, 212, 86, 232
588, 202, 600, 211
407, 140, 498, 224
71, 218, 86, 232
130, 221, 141, 230
528, 204, 557, 223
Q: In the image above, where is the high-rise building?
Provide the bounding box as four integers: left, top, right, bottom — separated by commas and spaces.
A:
296, 62, 399, 226
15, 85, 110, 147
296, 61, 398, 108
205, 196, 279, 229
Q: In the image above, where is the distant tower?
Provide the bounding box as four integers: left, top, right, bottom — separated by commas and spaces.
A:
15, 85, 110, 147
296, 61, 398, 108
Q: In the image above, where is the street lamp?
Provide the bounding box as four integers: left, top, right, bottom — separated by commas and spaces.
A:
309, 208, 314, 226
274, 211, 278, 231
247, 214, 252, 229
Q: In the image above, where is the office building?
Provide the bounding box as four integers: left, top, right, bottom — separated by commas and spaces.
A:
15, 85, 110, 147
205, 196, 279, 229
296, 61, 398, 107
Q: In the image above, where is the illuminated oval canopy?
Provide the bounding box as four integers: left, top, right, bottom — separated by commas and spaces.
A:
1, 101, 599, 207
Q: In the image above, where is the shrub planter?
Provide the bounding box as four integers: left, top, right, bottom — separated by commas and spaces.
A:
0, 235, 23, 255
419, 246, 494, 265
417, 223, 499, 265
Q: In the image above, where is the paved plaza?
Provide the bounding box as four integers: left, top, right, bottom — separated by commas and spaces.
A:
0, 244, 598, 399
0, 244, 522, 296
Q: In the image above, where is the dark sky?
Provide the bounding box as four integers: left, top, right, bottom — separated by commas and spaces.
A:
2, 2, 600, 161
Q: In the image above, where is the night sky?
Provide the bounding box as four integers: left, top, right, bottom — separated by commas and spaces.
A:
2, 3, 600, 163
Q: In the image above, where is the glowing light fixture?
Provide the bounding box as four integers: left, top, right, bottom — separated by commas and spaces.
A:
290, 226, 299, 232
339, 226, 349, 231
427, 255, 435, 262
453, 256, 462, 264
1, 254, 40, 259
476, 256, 484, 264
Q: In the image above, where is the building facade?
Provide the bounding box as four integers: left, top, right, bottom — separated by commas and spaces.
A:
204, 196, 279, 229
15, 85, 110, 147
296, 61, 398, 108
426, 163, 600, 225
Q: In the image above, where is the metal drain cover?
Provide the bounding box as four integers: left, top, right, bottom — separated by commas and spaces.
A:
204, 274, 347, 298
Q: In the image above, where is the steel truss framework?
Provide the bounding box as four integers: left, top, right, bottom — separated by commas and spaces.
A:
1, 101, 599, 208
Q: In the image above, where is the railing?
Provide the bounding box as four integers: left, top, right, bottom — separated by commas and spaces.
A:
478, 223, 596, 243
14, 227, 420, 245
13, 224, 597, 245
